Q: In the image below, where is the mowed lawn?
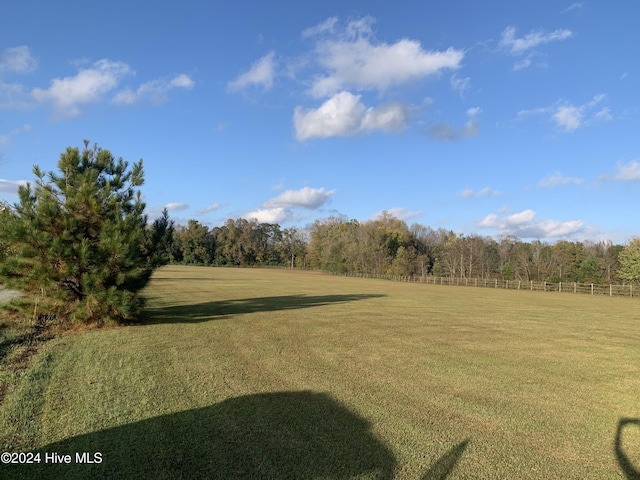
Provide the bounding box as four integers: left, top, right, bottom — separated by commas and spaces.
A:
1, 265, 639, 479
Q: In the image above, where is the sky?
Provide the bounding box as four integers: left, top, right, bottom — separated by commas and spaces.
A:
0, 1, 639, 243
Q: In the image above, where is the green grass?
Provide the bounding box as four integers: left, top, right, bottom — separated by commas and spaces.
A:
1, 265, 640, 479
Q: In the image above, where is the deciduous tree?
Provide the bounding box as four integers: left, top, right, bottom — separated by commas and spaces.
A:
618, 238, 640, 284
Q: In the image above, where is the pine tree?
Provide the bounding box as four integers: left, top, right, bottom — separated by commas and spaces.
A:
0, 141, 171, 325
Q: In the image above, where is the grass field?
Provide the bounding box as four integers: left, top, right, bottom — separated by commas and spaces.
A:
1, 265, 639, 479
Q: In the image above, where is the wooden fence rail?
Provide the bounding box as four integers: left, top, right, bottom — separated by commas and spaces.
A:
330, 272, 637, 298
212, 265, 637, 299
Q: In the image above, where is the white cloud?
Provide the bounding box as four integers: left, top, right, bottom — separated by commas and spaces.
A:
450, 74, 471, 97
0, 124, 31, 145
458, 186, 500, 198
478, 208, 584, 239
309, 17, 463, 97
428, 121, 479, 142
513, 56, 533, 71
537, 172, 584, 188
227, 17, 461, 142
561, 2, 583, 14
113, 74, 194, 105
345, 16, 376, 39
31, 59, 133, 118
0, 178, 28, 194
25, 59, 192, 117
517, 106, 551, 118
302, 17, 338, 38
361, 102, 409, 132
227, 51, 276, 92
169, 74, 194, 89
595, 107, 612, 121
0, 81, 31, 110
552, 95, 610, 131
245, 207, 291, 224
196, 202, 228, 214
500, 26, 573, 55
247, 186, 335, 224
264, 186, 335, 209
294, 91, 409, 141
164, 202, 189, 211
553, 105, 582, 131
534, 219, 585, 238
428, 107, 480, 142
466, 107, 481, 117
0, 46, 37, 74
372, 207, 422, 221
607, 161, 640, 181
518, 94, 611, 132
478, 209, 537, 228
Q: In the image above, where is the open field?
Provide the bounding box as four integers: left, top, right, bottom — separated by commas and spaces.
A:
1, 265, 639, 479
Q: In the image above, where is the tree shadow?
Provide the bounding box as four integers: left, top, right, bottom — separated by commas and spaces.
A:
421, 439, 470, 480
140, 294, 386, 324
4, 391, 397, 480
615, 418, 640, 479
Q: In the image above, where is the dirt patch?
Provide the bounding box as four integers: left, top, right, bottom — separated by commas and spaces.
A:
0, 337, 49, 405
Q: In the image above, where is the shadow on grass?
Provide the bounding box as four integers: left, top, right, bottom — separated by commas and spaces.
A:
5, 391, 396, 480
615, 418, 640, 480
3, 391, 470, 480
421, 439, 469, 480
141, 294, 385, 324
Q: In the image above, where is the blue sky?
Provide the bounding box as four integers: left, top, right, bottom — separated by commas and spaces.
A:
1, 1, 638, 242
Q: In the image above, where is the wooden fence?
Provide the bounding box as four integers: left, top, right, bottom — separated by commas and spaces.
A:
331, 272, 637, 298
213, 265, 638, 299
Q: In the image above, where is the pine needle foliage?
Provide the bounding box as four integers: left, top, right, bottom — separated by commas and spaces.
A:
0, 141, 173, 325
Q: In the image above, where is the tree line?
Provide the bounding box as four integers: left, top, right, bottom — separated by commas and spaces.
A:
170, 218, 307, 268
170, 211, 640, 285
1, 141, 639, 327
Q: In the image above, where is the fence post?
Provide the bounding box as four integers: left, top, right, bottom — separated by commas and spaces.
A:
518, 281, 521, 290
631, 284, 633, 298
574, 283, 576, 294
544, 282, 546, 292
495, 279, 498, 288
531, 280, 533, 291
591, 284, 594, 295
610, 284, 612, 297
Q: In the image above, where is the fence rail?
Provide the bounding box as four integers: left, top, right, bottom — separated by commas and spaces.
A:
330, 272, 638, 298
205, 265, 638, 299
